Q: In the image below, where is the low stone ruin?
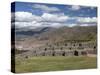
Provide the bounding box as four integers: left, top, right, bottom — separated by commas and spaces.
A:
16, 41, 97, 57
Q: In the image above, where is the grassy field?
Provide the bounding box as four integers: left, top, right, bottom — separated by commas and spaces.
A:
15, 56, 97, 73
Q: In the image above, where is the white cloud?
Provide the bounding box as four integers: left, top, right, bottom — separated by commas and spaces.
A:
71, 5, 81, 10
79, 24, 90, 26
14, 11, 69, 23
14, 21, 43, 30
15, 12, 34, 22
77, 17, 97, 23
15, 11, 43, 22
42, 13, 69, 22
33, 4, 60, 12
12, 11, 97, 30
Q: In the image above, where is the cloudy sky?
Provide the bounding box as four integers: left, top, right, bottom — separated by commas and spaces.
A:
11, 2, 97, 29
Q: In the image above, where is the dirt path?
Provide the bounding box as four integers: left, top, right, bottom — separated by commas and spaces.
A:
87, 54, 97, 57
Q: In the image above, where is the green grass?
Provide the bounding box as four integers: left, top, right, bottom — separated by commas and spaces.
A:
15, 56, 97, 73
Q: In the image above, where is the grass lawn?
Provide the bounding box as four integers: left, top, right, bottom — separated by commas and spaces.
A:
15, 56, 97, 73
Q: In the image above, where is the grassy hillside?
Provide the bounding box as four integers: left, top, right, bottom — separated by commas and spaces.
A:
16, 26, 97, 41
15, 56, 97, 73
38, 26, 97, 42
